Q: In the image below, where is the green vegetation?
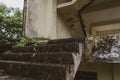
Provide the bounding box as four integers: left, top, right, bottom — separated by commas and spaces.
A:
0, 3, 23, 45
0, 3, 23, 38
16, 37, 50, 46
0, 3, 50, 48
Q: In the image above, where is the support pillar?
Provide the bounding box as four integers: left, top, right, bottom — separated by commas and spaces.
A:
25, 0, 57, 39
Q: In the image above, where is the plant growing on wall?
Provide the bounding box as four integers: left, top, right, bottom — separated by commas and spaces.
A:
16, 37, 50, 46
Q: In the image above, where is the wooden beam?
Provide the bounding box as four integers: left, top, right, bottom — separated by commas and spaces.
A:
91, 28, 97, 35
95, 29, 120, 35
83, 0, 120, 13
92, 19, 120, 27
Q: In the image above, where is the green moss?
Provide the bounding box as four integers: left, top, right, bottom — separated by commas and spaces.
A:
16, 37, 50, 47
0, 70, 4, 75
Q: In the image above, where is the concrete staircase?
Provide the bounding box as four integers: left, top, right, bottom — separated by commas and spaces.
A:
0, 38, 84, 80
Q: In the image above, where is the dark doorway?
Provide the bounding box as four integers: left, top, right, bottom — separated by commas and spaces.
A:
74, 71, 97, 80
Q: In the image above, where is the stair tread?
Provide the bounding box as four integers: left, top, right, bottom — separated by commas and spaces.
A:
2, 52, 76, 54
0, 75, 36, 80
48, 38, 85, 44
13, 42, 80, 48
0, 60, 72, 67
1, 52, 77, 64
0, 60, 74, 80
12, 42, 81, 53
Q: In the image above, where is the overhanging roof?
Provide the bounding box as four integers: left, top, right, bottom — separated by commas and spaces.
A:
81, 0, 120, 35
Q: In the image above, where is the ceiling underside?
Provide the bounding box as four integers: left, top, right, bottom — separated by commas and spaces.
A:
57, 0, 120, 36
82, 0, 120, 35
57, 0, 91, 37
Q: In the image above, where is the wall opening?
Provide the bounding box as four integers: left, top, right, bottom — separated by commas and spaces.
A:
74, 71, 97, 80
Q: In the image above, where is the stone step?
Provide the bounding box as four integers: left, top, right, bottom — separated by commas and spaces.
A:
12, 42, 81, 53
0, 75, 36, 80
47, 38, 85, 44
0, 60, 74, 80
0, 44, 12, 53
1, 52, 75, 65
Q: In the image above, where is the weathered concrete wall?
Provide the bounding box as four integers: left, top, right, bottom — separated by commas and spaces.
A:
85, 33, 120, 62
79, 63, 120, 80
57, 15, 72, 39
57, 0, 91, 37
25, 0, 57, 39
25, 0, 72, 39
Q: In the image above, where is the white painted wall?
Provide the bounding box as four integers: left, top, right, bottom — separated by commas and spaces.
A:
57, 15, 72, 39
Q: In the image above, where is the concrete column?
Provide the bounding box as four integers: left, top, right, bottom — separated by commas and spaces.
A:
25, 0, 57, 39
